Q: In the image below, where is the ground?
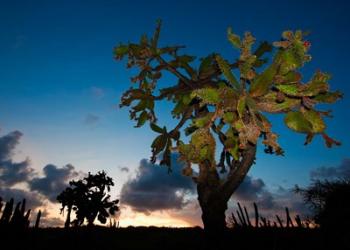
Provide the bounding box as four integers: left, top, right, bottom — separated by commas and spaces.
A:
1, 226, 348, 250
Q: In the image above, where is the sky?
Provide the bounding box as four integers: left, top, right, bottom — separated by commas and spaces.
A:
0, 0, 350, 227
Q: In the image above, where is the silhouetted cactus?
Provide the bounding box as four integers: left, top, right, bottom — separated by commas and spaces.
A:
24, 209, 31, 228
9, 201, 22, 226
237, 202, 247, 226
230, 212, 239, 227
276, 215, 284, 228
0, 198, 14, 226
260, 216, 268, 227
236, 210, 245, 226
285, 207, 294, 228
228, 202, 306, 229
253, 202, 259, 227
109, 218, 119, 228
20, 199, 26, 216
0, 197, 39, 230
243, 206, 251, 227
295, 215, 303, 228
35, 210, 41, 229
0, 197, 3, 214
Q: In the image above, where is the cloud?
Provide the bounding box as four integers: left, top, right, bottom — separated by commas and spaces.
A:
228, 158, 350, 221
119, 154, 310, 223
84, 113, 100, 126
0, 130, 34, 186
38, 210, 64, 228
233, 175, 278, 210
231, 175, 308, 218
0, 130, 22, 160
310, 158, 350, 180
0, 187, 44, 209
120, 154, 195, 214
90, 87, 105, 99
0, 191, 63, 227
40, 216, 64, 228
29, 164, 79, 202
235, 176, 266, 201
119, 166, 129, 173
0, 129, 81, 207
273, 186, 309, 215
168, 199, 202, 227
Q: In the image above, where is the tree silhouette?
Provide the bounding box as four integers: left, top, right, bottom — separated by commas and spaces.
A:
296, 179, 350, 229
296, 179, 350, 248
114, 21, 342, 231
57, 187, 75, 228
57, 171, 119, 227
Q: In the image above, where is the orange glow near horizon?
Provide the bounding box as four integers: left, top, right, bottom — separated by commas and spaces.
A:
119, 213, 192, 228
38, 205, 199, 228
118, 208, 196, 228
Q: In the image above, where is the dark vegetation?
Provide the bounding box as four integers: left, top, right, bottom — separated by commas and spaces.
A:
296, 179, 350, 230
228, 202, 312, 228
57, 171, 119, 227
1, 178, 349, 250
0, 225, 324, 250
0, 197, 41, 230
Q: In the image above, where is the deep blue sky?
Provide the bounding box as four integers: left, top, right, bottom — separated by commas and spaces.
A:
1, 0, 350, 195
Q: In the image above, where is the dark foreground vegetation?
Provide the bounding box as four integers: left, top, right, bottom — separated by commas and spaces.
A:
0, 198, 348, 250
0, 226, 348, 250
1, 179, 350, 250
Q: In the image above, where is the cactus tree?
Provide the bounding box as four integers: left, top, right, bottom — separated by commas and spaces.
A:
114, 22, 342, 231
57, 171, 119, 227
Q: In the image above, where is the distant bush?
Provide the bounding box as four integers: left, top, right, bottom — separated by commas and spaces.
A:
295, 178, 350, 230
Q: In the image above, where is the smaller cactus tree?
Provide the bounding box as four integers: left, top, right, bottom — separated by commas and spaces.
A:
57, 171, 119, 227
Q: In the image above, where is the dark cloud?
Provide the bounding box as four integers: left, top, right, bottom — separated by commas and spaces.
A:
310, 158, 350, 180
233, 175, 278, 210
235, 176, 266, 201
0, 130, 43, 210
232, 175, 308, 217
120, 154, 309, 220
29, 164, 79, 202
229, 158, 350, 220
84, 113, 100, 126
0, 130, 34, 186
0, 159, 33, 186
0, 130, 22, 160
0, 187, 43, 209
0, 129, 80, 203
120, 155, 195, 214
0, 129, 87, 227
